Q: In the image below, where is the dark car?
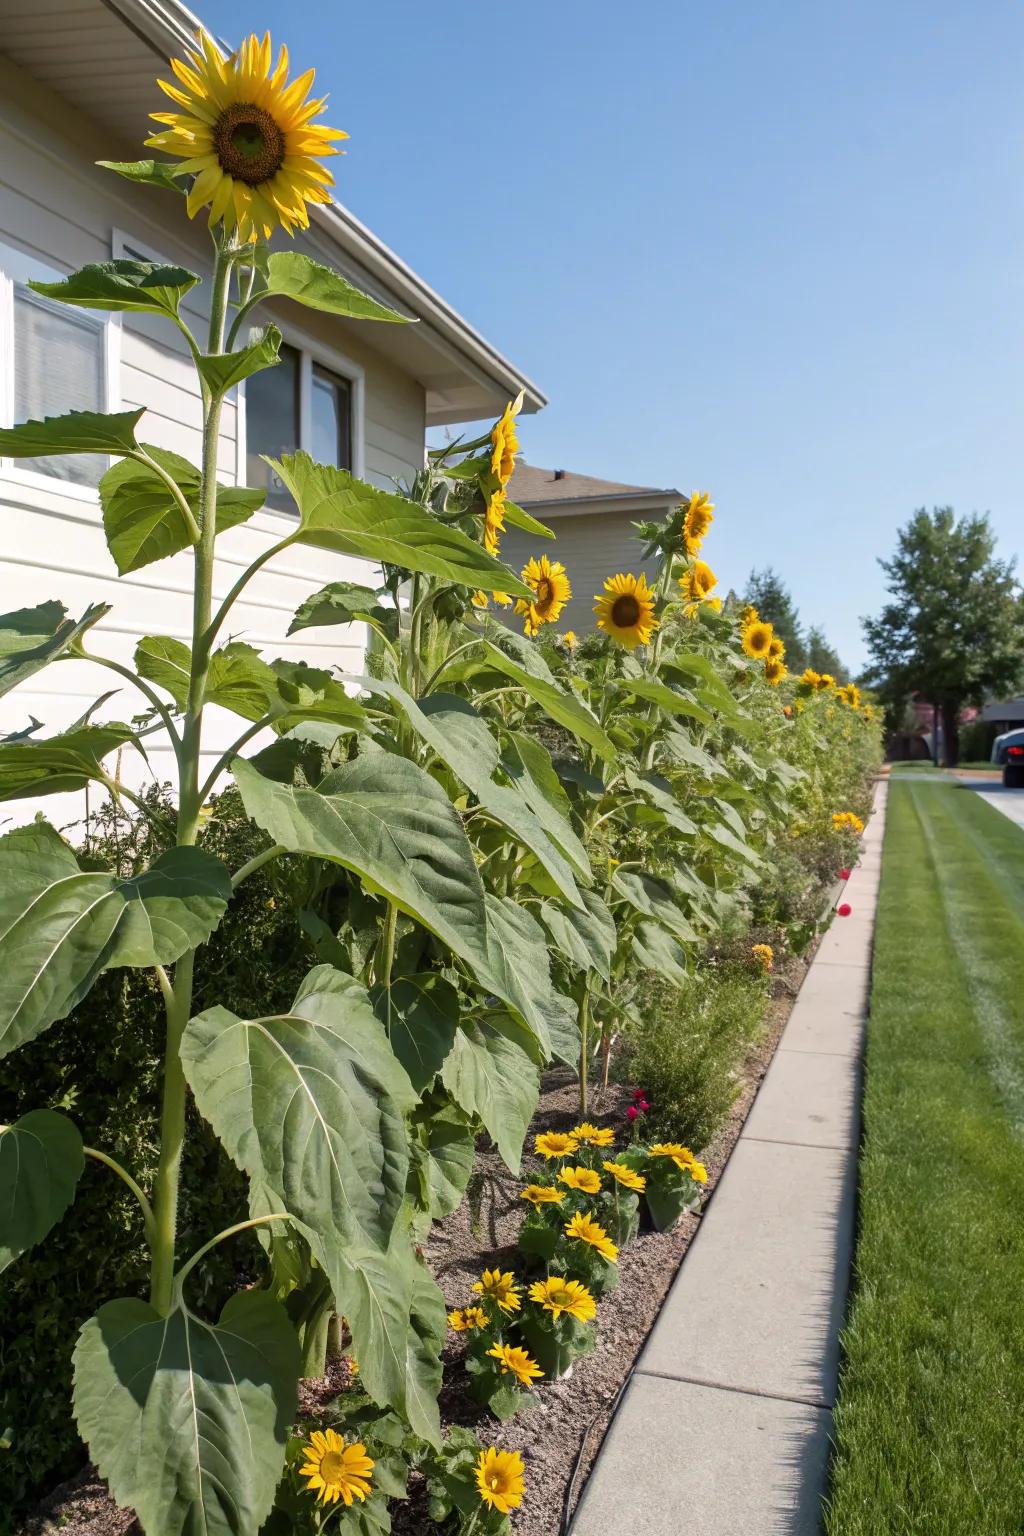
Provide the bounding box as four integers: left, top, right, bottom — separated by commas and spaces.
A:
992, 727, 1024, 788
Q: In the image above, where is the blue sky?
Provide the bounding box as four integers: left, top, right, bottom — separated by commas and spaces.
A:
202, 0, 1023, 671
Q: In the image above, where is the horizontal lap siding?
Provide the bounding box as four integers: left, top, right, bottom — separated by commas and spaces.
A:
498, 513, 660, 633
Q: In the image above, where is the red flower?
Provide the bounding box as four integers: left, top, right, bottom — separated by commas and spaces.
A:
632, 1089, 647, 1102
837, 902, 852, 917
637, 1098, 650, 1112
626, 1105, 639, 1122
839, 868, 851, 880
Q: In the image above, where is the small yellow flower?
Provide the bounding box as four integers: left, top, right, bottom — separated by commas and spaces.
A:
799, 668, 823, 692
689, 1158, 709, 1184
299, 1428, 374, 1507
832, 811, 865, 834
570, 1122, 615, 1149
534, 1131, 577, 1160
564, 1210, 618, 1263
818, 673, 836, 691
602, 1159, 646, 1192
486, 1342, 544, 1387
559, 1165, 603, 1194
561, 629, 578, 650
742, 620, 774, 660
475, 1446, 526, 1514
751, 943, 774, 973
649, 1142, 700, 1175
679, 559, 717, 604
594, 571, 659, 649
472, 1268, 522, 1315
742, 604, 759, 626
490, 393, 523, 488
447, 1305, 489, 1332
516, 554, 572, 636
528, 1276, 597, 1323
520, 1183, 564, 1207
836, 683, 862, 709
682, 491, 715, 555
764, 657, 787, 686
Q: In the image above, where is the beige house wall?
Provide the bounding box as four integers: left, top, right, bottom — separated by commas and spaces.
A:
499, 511, 661, 633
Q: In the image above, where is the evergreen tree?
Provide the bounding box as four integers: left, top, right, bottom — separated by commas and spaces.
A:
805, 624, 845, 679
744, 567, 808, 670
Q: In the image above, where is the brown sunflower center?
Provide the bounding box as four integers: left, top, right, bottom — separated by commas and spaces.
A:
611, 594, 642, 628
535, 579, 554, 608
213, 103, 286, 185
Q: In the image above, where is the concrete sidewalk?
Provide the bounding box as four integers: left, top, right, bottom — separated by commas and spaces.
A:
571, 781, 888, 1536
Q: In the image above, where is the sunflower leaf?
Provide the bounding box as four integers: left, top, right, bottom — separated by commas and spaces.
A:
197, 326, 282, 394
259, 252, 412, 324
0, 1110, 85, 1272
440, 1018, 540, 1172
29, 260, 199, 319
102, 446, 263, 575
97, 159, 188, 192
0, 408, 144, 460
0, 601, 111, 699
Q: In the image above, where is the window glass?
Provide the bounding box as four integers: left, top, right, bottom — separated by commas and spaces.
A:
311, 363, 353, 472
245, 340, 301, 511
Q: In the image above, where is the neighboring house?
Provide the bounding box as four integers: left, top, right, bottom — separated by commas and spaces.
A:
0, 0, 543, 827
981, 695, 1024, 735
500, 461, 681, 633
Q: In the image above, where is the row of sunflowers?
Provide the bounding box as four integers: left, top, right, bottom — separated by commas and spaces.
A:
0, 27, 881, 1536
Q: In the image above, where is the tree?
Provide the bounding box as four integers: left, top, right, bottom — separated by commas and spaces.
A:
862, 508, 1024, 766
804, 624, 845, 679
744, 568, 808, 670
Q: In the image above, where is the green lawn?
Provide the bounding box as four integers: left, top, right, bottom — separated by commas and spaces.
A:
825, 778, 1024, 1535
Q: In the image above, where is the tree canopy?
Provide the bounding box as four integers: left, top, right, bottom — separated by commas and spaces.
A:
862, 507, 1024, 765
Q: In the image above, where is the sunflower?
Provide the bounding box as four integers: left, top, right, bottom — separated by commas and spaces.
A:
593, 572, 659, 649
832, 811, 865, 834
649, 1142, 699, 1174
514, 554, 571, 636
602, 1159, 646, 1192
798, 668, 822, 692
742, 604, 760, 627
564, 1210, 618, 1263
520, 1183, 564, 1207
679, 559, 717, 604
764, 657, 786, 686
818, 673, 836, 691
559, 1165, 602, 1194
837, 683, 862, 709
475, 1447, 526, 1514
570, 1122, 615, 1149
682, 492, 715, 555
447, 1305, 489, 1332
486, 1342, 544, 1387
472, 1268, 522, 1315
146, 32, 346, 242
535, 1131, 576, 1160
299, 1429, 373, 1507
490, 393, 524, 487
561, 630, 578, 651
528, 1276, 597, 1323
751, 943, 774, 973
767, 634, 786, 662
741, 620, 774, 660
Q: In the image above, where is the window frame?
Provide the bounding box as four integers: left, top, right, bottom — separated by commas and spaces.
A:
0, 238, 119, 504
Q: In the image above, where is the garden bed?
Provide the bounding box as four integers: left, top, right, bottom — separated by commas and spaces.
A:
21, 950, 810, 1536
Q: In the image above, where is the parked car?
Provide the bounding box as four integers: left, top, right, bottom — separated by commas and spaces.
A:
992, 727, 1024, 788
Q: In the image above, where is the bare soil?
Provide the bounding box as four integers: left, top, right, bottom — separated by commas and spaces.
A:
21, 955, 807, 1536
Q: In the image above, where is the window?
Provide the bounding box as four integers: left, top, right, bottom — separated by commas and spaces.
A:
0, 241, 108, 487
244, 340, 355, 513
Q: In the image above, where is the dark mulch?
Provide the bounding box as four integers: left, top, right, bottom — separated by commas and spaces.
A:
21, 954, 807, 1536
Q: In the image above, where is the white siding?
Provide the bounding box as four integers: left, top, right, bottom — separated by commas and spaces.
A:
499, 512, 661, 634
0, 53, 426, 829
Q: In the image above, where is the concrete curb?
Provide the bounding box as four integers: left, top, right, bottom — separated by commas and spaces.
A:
570, 779, 888, 1535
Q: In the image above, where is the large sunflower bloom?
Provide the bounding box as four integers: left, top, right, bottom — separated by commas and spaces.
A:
767, 634, 786, 662
472, 1268, 522, 1315
486, 1342, 544, 1387
298, 1429, 374, 1507
146, 31, 347, 242
490, 392, 524, 487
471, 488, 512, 610
515, 555, 572, 636
682, 491, 715, 555
564, 1210, 618, 1263
475, 1447, 526, 1514
528, 1276, 597, 1323
741, 620, 774, 660
593, 572, 659, 649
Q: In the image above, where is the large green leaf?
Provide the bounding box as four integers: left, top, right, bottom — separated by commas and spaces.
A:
0, 823, 230, 1058
288, 581, 391, 634
415, 1107, 476, 1219
355, 678, 586, 903
440, 1019, 540, 1171
30, 260, 199, 318
479, 893, 569, 1060
0, 722, 137, 802
631, 921, 691, 987
703, 818, 761, 866
500, 498, 554, 539
540, 889, 616, 982
102, 446, 263, 576
259, 252, 411, 324
501, 728, 590, 875
182, 965, 417, 1257
135, 635, 192, 710
612, 869, 698, 943
268, 454, 532, 596
0, 1109, 84, 1272
372, 973, 460, 1096
97, 158, 188, 192
0, 601, 110, 699
73, 1291, 299, 1536
481, 641, 616, 762
618, 676, 714, 726
0, 408, 144, 459
198, 326, 282, 395
625, 769, 698, 835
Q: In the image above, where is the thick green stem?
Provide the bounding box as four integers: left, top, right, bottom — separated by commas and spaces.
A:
579, 983, 592, 1116
148, 949, 194, 1311
82, 1147, 156, 1247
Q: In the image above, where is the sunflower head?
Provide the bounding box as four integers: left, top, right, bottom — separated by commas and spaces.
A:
741, 620, 774, 660
514, 554, 571, 637
485, 1342, 544, 1387
534, 1131, 576, 1160
520, 1183, 564, 1207
564, 1210, 618, 1263
764, 657, 787, 686
751, 942, 774, 973
146, 32, 347, 242
679, 559, 717, 604
527, 1276, 597, 1323
298, 1429, 374, 1507
593, 572, 659, 649
558, 1165, 603, 1194
682, 492, 715, 555
798, 668, 823, 693
570, 1121, 615, 1148
471, 1268, 522, 1315
475, 1447, 526, 1514
490, 392, 524, 487
767, 634, 786, 661
447, 1305, 489, 1332
602, 1159, 646, 1192
561, 629, 578, 651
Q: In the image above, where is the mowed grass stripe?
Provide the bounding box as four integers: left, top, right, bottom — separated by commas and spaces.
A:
825, 778, 1024, 1536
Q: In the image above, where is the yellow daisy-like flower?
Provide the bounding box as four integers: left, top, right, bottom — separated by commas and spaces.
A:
481, 488, 507, 557
447, 1305, 489, 1332
764, 657, 787, 686
486, 1342, 544, 1387
475, 1447, 526, 1515
490, 392, 524, 487
679, 559, 717, 604
682, 491, 715, 555
751, 943, 774, 973
742, 604, 759, 626
561, 630, 578, 651
836, 682, 862, 709
564, 1210, 618, 1263
472, 1268, 522, 1315
146, 31, 346, 242
650, 1142, 700, 1174
602, 1159, 646, 1192
515, 554, 572, 637
818, 673, 836, 691
799, 668, 823, 691
528, 1276, 597, 1323
832, 811, 865, 834
742, 620, 774, 660
767, 634, 786, 662
593, 572, 659, 649
299, 1429, 374, 1507
559, 1165, 603, 1194
570, 1122, 615, 1149
520, 1183, 564, 1207
535, 1131, 577, 1160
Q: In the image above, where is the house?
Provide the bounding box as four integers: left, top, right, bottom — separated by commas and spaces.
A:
500, 461, 681, 633
0, 0, 543, 827
980, 695, 1024, 735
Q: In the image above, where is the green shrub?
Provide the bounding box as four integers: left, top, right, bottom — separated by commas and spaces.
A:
619, 964, 769, 1151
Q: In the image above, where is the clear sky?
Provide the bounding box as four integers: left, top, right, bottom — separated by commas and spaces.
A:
201, 0, 1023, 672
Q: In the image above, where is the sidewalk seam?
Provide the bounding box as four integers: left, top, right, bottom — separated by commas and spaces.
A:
635, 1366, 832, 1412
